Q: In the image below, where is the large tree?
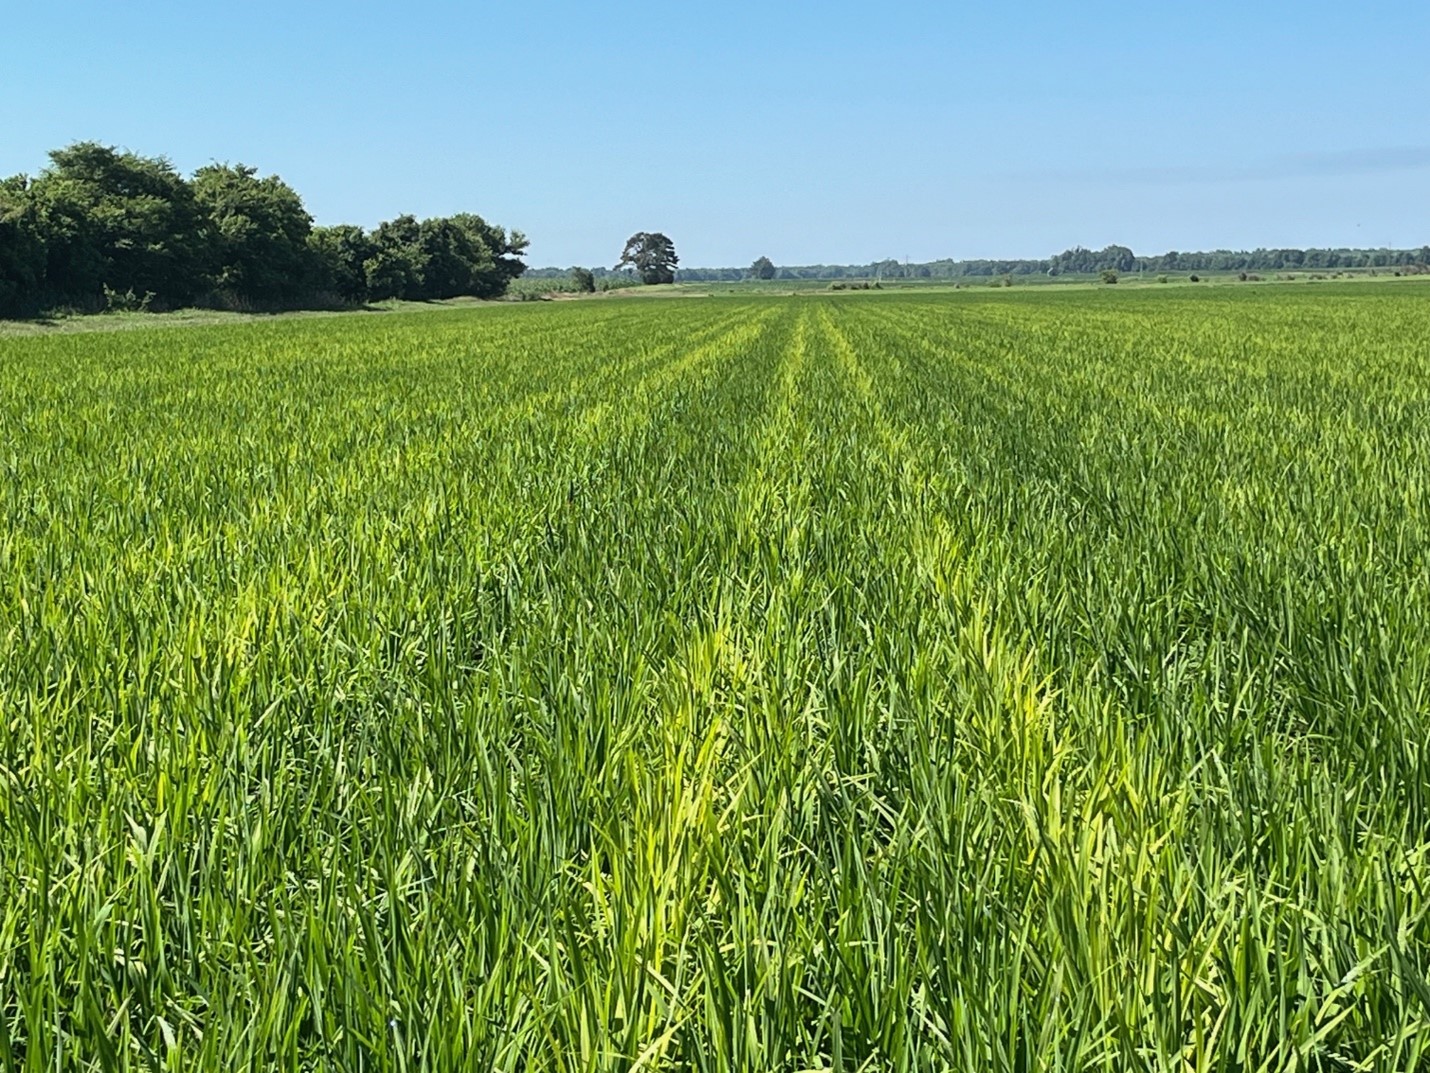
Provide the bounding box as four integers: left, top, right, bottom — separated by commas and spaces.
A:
617, 232, 678, 285
364, 214, 425, 301
193, 163, 314, 307
0, 176, 46, 316
749, 255, 776, 280
443, 213, 528, 299
29, 142, 206, 307
363, 213, 528, 301
308, 224, 376, 304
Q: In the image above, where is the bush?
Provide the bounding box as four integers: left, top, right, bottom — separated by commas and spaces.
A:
1189, 275, 1201, 283
1100, 270, 1119, 285
102, 285, 155, 313
1157, 274, 1169, 284
597, 276, 642, 293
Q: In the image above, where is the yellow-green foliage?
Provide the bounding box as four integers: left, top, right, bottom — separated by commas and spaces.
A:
2, 288, 1429, 1070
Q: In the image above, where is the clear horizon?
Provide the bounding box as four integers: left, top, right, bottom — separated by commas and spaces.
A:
5, 1, 1427, 268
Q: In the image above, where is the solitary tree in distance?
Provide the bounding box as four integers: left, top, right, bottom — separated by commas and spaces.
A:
617, 232, 678, 285
570, 266, 596, 293
750, 255, 776, 280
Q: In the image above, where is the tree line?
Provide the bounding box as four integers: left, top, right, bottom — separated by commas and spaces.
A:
0, 142, 527, 317
650, 244, 1430, 283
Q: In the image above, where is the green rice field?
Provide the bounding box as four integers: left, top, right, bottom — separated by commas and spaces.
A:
2, 286, 1429, 1070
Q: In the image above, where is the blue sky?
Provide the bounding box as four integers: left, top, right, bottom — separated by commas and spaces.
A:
4, 2, 1427, 267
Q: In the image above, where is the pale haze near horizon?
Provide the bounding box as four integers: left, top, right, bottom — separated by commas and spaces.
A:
3, 1, 1426, 268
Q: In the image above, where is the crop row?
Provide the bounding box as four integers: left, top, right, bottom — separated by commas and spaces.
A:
2, 289, 1428, 1069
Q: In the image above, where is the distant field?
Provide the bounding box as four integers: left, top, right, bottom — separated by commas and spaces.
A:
3, 288, 1429, 1070
512, 268, 1430, 299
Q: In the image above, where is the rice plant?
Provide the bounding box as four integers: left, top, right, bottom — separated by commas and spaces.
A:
1, 286, 1428, 1070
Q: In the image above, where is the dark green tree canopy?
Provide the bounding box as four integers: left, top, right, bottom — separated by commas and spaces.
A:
0, 176, 46, 315
362, 213, 529, 301
1050, 245, 1137, 276
193, 164, 314, 307
750, 255, 776, 281
570, 266, 596, 293
308, 224, 376, 304
448, 213, 528, 298
0, 141, 528, 317
363, 215, 424, 301
617, 232, 678, 285
29, 142, 207, 307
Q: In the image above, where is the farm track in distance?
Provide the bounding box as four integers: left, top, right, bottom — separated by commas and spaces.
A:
2, 286, 1430, 1070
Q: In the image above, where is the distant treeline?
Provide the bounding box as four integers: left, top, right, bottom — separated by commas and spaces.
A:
527, 243, 1430, 283
523, 266, 645, 281
0, 142, 527, 317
